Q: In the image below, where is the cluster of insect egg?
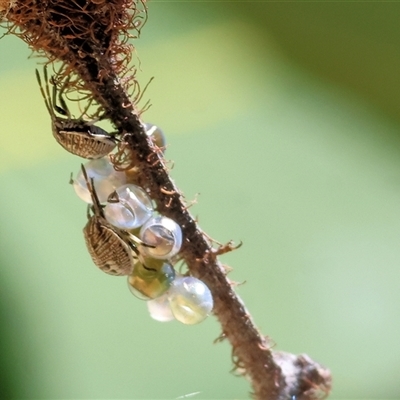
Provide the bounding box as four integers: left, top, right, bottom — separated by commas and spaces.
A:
36, 68, 213, 325
72, 124, 213, 325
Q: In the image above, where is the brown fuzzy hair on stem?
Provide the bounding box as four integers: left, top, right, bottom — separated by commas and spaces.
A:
3, 0, 146, 117
1, 1, 332, 399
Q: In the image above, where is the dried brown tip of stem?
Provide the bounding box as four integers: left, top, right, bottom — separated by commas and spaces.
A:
4, 0, 147, 98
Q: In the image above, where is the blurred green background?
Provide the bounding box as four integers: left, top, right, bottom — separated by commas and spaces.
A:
1, 2, 400, 399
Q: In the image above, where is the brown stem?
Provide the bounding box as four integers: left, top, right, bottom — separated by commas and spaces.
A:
2, 1, 332, 398
84, 62, 285, 399
63, 54, 332, 400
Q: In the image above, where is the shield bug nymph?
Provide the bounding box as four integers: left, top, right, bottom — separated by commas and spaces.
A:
81, 164, 139, 276
36, 67, 118, 159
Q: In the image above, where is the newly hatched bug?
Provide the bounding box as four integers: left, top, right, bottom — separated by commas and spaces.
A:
36, 67, 118, 159
81, 164, 138, 276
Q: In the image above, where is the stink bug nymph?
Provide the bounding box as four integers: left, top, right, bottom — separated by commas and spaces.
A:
81, 164, 138, 276
36, 67, 118, 159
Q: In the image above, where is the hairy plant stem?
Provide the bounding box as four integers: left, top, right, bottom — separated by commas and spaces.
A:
72, 55, 330, 400
75, 57, 284, 399
2, 1, 332, 398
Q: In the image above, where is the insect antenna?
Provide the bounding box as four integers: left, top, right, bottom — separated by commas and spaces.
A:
80, 164, 104, 217
48, 73, 70, 117
35, 67, 54, 119
56, 74, 73, 118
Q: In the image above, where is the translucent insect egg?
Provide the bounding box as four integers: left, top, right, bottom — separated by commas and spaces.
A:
139, 216, 182, 259
127, 258, 176, 300
147, 293, 175, 322
73, 157, 126, 203
104, 184, 153, 230
168, 276, 213, 325
144, 122, 166, 150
